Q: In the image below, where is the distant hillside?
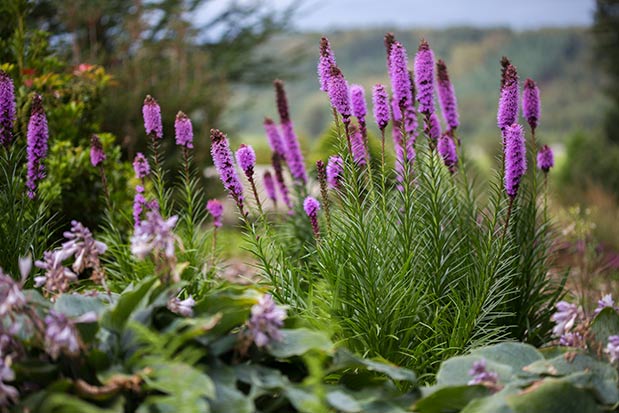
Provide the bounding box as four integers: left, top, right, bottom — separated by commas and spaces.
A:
224, 27, 608, 149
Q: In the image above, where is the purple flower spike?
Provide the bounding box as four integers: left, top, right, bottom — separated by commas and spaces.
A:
537, 144, 554, 173
206, 199, 224, 228
26, 94, 49, 199
248, 294, 286, 347
327, 155, 344, 189
437, 133, 458, 174
142, 95, 163, 139
414, 40, 436, 115
427, 113, 441, 141
606, 335, 619, 363
210, 129, 245, 213
328, 66, 351, 120
236, 144, 256, 178
503, 123, 527, 198
0, 70, 16, 147
133, 152, 150, 179
274, 79, 291, 124
350, 84, 367, 120
436, 59, 459, 130
497, 64, 519, 131
133, 185, 146, 228
90, 135, 106, 167
350, 126, 367, 166
174, 111, 193, 149
264, 117, 286, 157
522, 78, 541, 131
318, 37, 337, 92
372, 84, 390, 130
388, 42, 413, 109
44, 310, 81, 359
468, 359, 499, 386
263, 171, 277, 205
271, 154, 293, 211
303, 196, 321, 238
274, 80, 307, 184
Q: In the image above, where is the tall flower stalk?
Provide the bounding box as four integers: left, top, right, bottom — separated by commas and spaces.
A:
26, 94, 49, 200
0, 71, 16, 148
503, 123, 527, 235
236, 144, 262, 214
274, 80, 307, 186
142, 95, 168, 215
436, 59, 459, 135
90, 135, 111, 210
210, 129, 246, 216
316, 160, 331, 232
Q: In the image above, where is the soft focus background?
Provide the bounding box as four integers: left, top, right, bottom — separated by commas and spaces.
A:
1, 0, 618, 298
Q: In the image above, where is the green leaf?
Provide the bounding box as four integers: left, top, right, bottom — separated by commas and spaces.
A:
268, 328, 333, 358
100, 277, 158, 333
524, 353, 619, 405
413, 385, 491, 413
506, 379, 600, 413
331, 350, 417, 383
284, 386, 324, 413
54, 293, 108, 318
436, 355, 513, 386
590, 307, 619, 346
469, 343, 543, 371
143, 361, 216, 401
327, 389, 362, 412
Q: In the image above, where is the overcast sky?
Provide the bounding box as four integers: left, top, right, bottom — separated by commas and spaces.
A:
198, 0, 595, 30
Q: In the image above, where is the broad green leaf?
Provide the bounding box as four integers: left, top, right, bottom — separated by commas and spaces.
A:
469, 343, 543, 371
268, 328, 333, 358
436, 355, 513, 386
284, 386, 324, 413
590, 307, 619, 346
143, 361, 215, 400
506, 379, 600, 413
327, 389, 362, 412
413, 385, 490, 413
331, 349, 417, 383
100, 277, 158, 333
54, 293, 108, 318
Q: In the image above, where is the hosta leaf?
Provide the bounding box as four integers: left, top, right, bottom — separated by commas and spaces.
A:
327, 389, 362, 412
54, 293, 108, 318
331, 349, 417, 383
506, 379, 600, 413
469, 343, 543, 371
268, 328, 333, 358
100, 277, 158, 333
590, 307, 619, 346
143, 361, 215, 400
413, 385, 490, 413
436, 355, 513, 386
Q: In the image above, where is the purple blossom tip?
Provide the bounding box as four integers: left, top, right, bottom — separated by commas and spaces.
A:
264, 117, 286, 156
236, 144, 256, 177
437, 133, 458, 173
522, 78, 541, 130
174, 111, 194, 149
326, 155, 344, 189
142, 95, 163, 139
263, 171, 277, 204
350, 84, 367, 120
318, 37, 337, 92
500, 56, 512, 89
328, 66, 351, 119
414, 39, 435, 115
0, 70, 16, 147
90, 135, 106, 167
281, 120, 308, 185
503, 123, 527, 198
26, 94, 49, 199
384, 32, 396, 60
206, 199, 224, 228
133, 152, 150, 179
274, 80, 290, 123
537, 144, 554, 173
372, 84, 390, 130
497, 64, 519, 130
210, 129, 245, 212
436, 59, 459, 130
303, 196, 321, 237
389, 42, 413, 109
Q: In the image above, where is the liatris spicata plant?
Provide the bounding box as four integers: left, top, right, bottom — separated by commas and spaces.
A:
274, 80, 307, 185
500, 56, 512, 89
90, 135, 111, 209
372, 84, 390, 131
436, 59, 459, 132
303, 196, 321, 239
206, 199, 224, 228
328, 66, 351, 127
427, 113, 441, 142
271, 154, 293, 212
142, 95, 163, 140
384, 32, 396, 64
403, 70, 419, 138
26, 94, 49, 199
236, 144, 262, 213
133, 152, 150, 180
497, 64, 519, 132
350, 84, 367, 137
326, 155, 343, 189
350, 126, 367, 166
133, 185, 147, 228
0, 70, 16, 147
264, 117, 286, 158
391, 98, 415, 188
247, 294, 286, 348
606, 336, 619, 363
318, 36, 336, 92
414, 39, 435, 115
522, 78, 541, 133
174, 111, 193, 149
467, 359, 499, 387
537, 144, 554, 173
437, 133, 458, 174
210, 128, 245, 215
388, 42, 413, 110
44, 310, 81, 359
316, 160, 331, 231
503, 123, 527, 199
263, 171, 277, 206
